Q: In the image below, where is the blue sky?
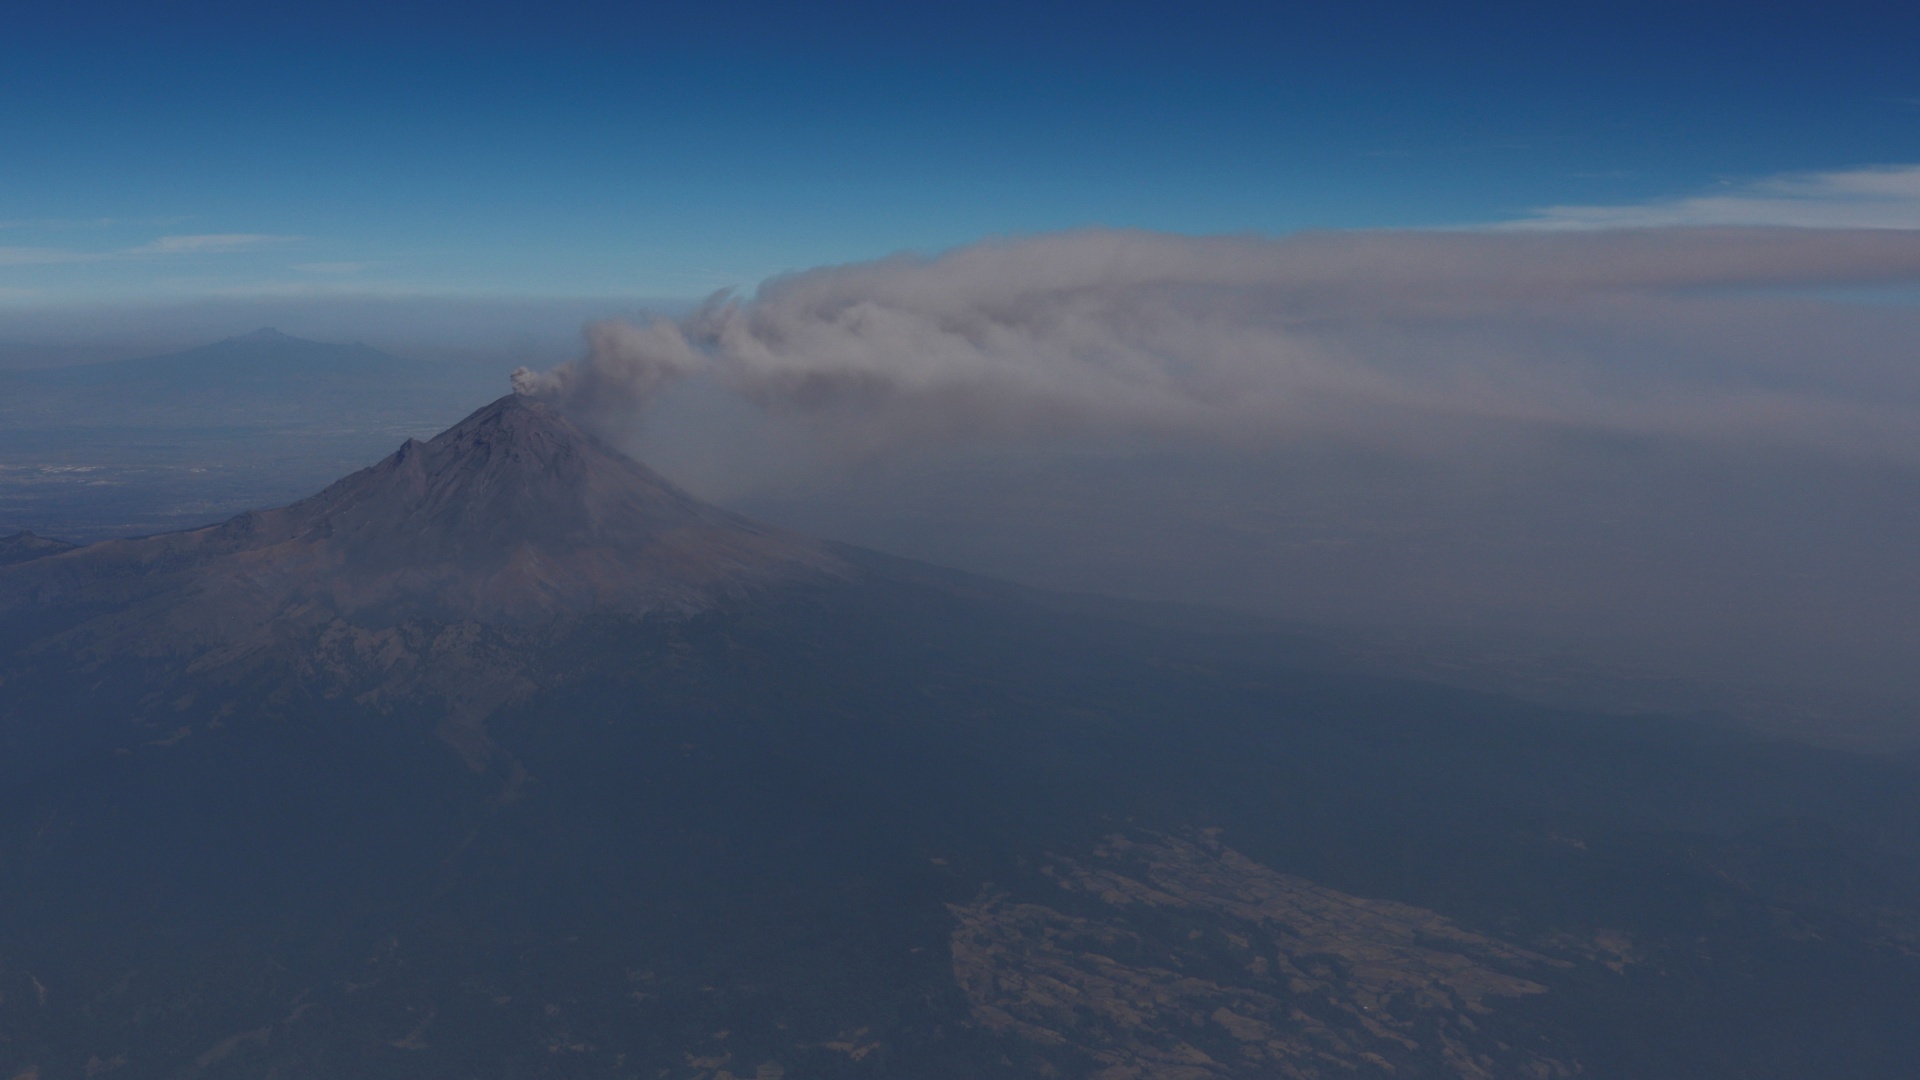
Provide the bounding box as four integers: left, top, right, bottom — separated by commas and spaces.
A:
4, 0, 1919, 302
5, 2, 1920, 707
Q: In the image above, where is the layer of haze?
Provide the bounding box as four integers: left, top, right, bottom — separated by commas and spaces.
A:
513, 226, 1920, 745
6, 221, 1920, 747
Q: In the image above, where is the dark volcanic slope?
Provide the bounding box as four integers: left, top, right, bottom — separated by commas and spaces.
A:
0, 530, 75, 566
4, 393, 1920, 1080
0, 393, 841, 641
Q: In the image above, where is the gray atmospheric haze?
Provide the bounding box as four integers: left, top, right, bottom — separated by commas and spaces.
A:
12, 227, 1920, 746
10, 244, 1920, 1076
9, 6, 1920, 1075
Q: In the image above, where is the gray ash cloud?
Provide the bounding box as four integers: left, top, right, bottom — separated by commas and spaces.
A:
514, 226, 1920, 460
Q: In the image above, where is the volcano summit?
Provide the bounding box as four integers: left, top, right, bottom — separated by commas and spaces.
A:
4, 393, 1920, 1079
0, 393, 838, 635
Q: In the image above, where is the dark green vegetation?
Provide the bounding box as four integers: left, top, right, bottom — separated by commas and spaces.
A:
2, 401, 1918, 1078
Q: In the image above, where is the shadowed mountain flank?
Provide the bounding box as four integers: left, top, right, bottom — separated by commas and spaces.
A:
0, 531, 75, 566
5, 386, 1920, 1078
0, 393, 843, 642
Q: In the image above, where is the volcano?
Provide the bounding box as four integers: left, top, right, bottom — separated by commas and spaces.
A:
0, 393, 837, 633
4, 393, 1920, 1079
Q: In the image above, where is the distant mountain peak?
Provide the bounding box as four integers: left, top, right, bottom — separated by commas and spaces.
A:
0, 530, 77, 567
11, 326, 417, 397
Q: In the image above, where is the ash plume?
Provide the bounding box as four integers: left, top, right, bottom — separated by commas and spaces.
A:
516, 227, 1920, 459
511, 318, 704, 435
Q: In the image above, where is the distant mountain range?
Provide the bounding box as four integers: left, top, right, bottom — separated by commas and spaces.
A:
13, 327, 408, 388
1, 327, 490, 430
0, 329, 503, 541
3, 394, 1919, 1078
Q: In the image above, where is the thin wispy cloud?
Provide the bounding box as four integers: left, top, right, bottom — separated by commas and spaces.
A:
195, 280, 429, 298
127, 233, 299, 254
0, 215, 183, 231
0, 232, 303, 268
1508, 164, 1920, 230
0, 246, 101, 267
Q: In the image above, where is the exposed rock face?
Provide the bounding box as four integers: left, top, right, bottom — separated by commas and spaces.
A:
0, 393, 844, 653
951, 834, 1581, 1080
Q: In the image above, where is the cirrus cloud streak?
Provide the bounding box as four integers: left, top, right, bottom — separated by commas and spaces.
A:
1509, 164, 1920, 231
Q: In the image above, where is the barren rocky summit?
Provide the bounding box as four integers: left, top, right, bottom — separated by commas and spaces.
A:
0, 393, 842, 651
